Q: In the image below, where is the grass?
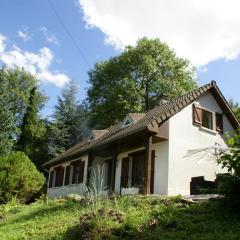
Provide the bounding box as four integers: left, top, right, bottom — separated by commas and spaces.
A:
0, 195, 240, 240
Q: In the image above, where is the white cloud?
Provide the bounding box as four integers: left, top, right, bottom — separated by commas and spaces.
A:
0, 33, 69, 87
0, 35, 6, 53
17, 29, 31, 42
40, 27, 60, 46
78, 0, 240, 66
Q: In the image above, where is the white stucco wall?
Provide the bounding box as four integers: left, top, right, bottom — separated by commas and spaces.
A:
167, 92, 234, 195
152, 141, 169, 195
48, 184, 86, 198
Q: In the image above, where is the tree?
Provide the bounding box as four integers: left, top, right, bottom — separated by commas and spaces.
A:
218, 133, 240, 178
87, 38, 197, 128
48, 80, 87, 158
17, 88, 47, 167
0, 151, 45, 203
229, 99, 240, 122
217, 133, 240, 199
18, 87, 37, 159
0, 68, 15, 156
0, 67, 46, 156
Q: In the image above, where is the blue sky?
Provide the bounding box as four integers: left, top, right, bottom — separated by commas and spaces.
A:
0, 0, 239, 117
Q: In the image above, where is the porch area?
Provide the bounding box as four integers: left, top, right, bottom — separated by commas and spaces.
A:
87, 124, 169, 195
47, 121, 169, 198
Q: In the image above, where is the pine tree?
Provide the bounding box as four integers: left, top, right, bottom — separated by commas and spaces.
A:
48, 80, 87, 158
18, 87, 38, 160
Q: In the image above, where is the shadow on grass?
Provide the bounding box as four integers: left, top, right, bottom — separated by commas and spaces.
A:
63, 199, 240, 240
4, 200, 79, 225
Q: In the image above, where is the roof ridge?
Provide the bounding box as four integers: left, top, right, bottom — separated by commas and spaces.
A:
43, 81, 239, 168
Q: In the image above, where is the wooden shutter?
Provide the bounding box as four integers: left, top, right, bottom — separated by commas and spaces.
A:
121, 157, 129, 188
64, 165, 71, 185
48, 170, 54, 188
216, 113, 223, 133
193, 104, 202, 126
79, 161, 85, 183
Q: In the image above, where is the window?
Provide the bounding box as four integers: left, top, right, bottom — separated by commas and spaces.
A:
72, 160, 85, 184
193, 105, 213, 130
216, 113, 223, 133
122, 117, 133, 128
121, 157, 129, 188
55, 166, 64, 187
48, 170, 54, 188
64, 165, 71, 186
88, 135, 94, 142
202, 109, 213, 130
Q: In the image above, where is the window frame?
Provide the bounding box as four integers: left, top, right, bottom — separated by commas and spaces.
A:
71, 160, 85, 185
201, 108, 213, 130
193, 104, 217, 133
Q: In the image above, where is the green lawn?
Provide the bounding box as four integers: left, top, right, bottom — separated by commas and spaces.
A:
0, 195, 240, 240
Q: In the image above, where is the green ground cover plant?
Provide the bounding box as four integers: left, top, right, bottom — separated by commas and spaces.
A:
0, 195, 240, 240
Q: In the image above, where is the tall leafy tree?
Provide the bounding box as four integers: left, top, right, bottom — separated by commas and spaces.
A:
0, 66, 46, 138
4, 67, 46, 130
48, 80, 87, 158
87, 38, 197, 128
0, 66, 47, 162
0, 68, 15, 156
229, 99, 240, 122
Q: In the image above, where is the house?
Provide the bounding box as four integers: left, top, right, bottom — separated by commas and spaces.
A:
42, 81, 239, 198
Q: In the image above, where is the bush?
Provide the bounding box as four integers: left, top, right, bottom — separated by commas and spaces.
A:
218, 132, 240, 176
0, 151, 45, 203
217, 174, 240, 197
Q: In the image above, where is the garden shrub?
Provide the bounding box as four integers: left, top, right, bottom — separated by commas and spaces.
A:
217, 132, 240, 210
0, 151, 45, 203
216, 174, 240, 197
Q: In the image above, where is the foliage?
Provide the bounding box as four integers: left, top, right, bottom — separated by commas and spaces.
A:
17, 87, 47, 165
0, 67, 46, 132
0, 68, 15, 155
0, 66, 47, 159
217, 132, 240, 208
1, 196, 240, 239
229, 98, 240, 122
87, 37, 197, 128
48, 80, 88, 158
217, 174, 240, 196
0, 152, 45, 203
218, 132, 240, 177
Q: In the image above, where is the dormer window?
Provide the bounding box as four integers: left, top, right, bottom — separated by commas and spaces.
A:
122, 116, 133, 128
88, 135, 94, 142
124, 119, 132, 126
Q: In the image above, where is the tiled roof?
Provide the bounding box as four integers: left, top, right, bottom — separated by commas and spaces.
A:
43, 81, 240, 167
128, 113, 146, 123
92, 130, 109, 139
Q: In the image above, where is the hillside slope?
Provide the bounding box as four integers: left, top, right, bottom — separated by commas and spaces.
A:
0, 196, 240, 240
